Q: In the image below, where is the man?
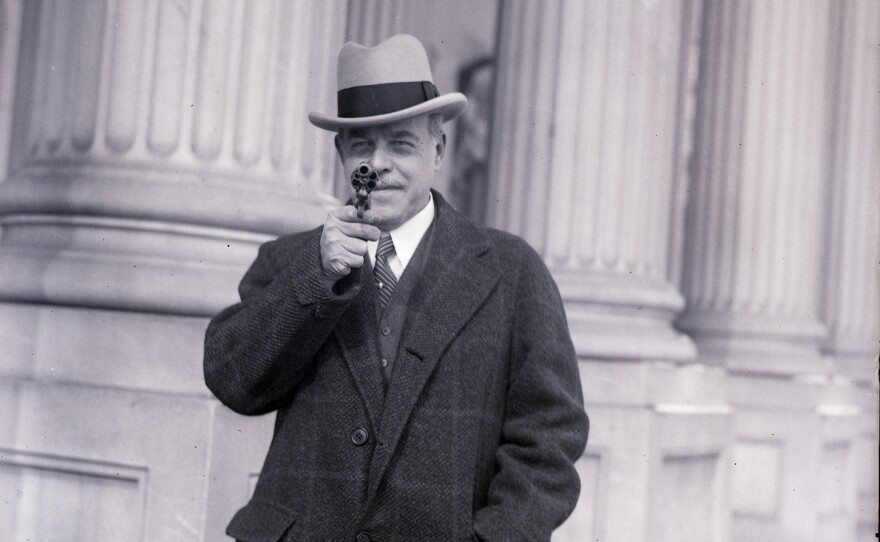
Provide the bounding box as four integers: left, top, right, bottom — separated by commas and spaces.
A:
204, 34, 588, 542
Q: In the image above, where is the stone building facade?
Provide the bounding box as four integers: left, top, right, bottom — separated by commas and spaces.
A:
0, 1, 876, 541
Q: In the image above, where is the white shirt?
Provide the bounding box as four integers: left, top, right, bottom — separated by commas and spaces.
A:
367, 192, 435, 279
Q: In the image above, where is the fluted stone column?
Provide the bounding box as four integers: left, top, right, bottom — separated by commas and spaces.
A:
824, 0, 880, 386
681, 1, 874, 540
822, 1, 880, 538
679, 0, 832, 375
346, 0, 429, 46
0, 0, 23, 178
488, 3, 732, 541
0, 0, 344, 315
0, 1, 346, 540
489, 0, 704, 363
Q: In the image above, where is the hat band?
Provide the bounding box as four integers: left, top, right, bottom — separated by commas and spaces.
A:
337, 81, 439, 118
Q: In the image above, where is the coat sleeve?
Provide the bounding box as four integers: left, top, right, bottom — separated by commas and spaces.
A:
203, 230, 362, 415
472, 240, 589, 541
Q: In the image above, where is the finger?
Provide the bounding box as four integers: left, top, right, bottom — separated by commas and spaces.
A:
323, 213, 379, 242
346, 253, 366, 269
328, 206, 356, 221
326, 250, 365, 273
337, 221, 381, 242
323, 221, 378, 244
359, 209, 382, 225
322, 261, 352, 278
335, 206, 382, 226
334, 236, 369, 257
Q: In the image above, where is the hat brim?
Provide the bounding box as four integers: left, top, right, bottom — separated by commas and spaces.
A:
308, 92, 468, 131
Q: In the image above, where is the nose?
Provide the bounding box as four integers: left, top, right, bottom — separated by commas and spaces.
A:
370, 147, 392, 174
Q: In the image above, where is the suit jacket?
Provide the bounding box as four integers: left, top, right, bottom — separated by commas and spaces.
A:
204, 192, 589, 542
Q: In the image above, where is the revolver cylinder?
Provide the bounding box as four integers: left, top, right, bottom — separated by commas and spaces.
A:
350, 162, 378, 219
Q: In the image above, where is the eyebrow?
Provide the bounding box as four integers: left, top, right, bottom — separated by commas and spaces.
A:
387, 129, 419, 140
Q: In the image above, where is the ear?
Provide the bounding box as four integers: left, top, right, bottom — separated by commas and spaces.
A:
433, 132, 446, 171
334, 133, 344, 162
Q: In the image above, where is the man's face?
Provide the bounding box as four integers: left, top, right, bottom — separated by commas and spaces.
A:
336, 115, 445, 231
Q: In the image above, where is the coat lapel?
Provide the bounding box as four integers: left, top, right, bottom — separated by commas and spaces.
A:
365, 193, 502, 504
334, 263, 386, 431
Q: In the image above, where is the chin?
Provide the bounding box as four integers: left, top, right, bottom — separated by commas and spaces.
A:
372, 206, 407, 230
370, 191, 401, 210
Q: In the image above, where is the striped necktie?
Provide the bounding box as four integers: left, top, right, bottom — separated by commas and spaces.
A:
374, 232, 398, 310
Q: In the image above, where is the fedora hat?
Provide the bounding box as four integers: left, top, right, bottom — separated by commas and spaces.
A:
309, 34, 468, 131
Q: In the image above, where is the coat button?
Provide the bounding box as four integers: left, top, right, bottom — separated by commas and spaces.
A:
356, 533, 370, 542
382, 326, 391, 336
351, 427, 368, 446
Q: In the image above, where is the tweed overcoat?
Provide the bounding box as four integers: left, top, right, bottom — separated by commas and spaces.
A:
204, 192, 589, 542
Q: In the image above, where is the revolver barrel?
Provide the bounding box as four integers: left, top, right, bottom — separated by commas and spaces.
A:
350, 162, 378, 219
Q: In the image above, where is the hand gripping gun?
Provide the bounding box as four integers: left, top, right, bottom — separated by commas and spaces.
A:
350, 162, 378, 219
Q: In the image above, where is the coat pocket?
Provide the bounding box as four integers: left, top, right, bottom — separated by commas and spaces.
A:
226, 499, 297, 542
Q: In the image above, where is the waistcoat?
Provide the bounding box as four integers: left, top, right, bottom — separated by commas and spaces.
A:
373, 219, 436, 383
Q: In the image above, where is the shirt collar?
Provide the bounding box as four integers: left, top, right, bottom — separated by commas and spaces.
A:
368, 192, 435, 269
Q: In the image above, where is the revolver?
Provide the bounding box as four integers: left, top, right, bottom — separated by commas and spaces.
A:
350, 162, 378, 219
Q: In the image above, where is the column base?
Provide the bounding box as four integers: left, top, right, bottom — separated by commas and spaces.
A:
555, 271, 697, 362
678, 309, 830, 376
0, 168, 333, 234
0, 171, 332, 316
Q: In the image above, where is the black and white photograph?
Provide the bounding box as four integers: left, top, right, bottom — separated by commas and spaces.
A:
0, 1, 877, 541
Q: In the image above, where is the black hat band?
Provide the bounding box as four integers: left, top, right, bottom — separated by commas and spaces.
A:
337, 81, 439, 118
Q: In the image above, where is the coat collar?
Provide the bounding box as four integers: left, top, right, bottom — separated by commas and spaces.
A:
364, 190, 502, 504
